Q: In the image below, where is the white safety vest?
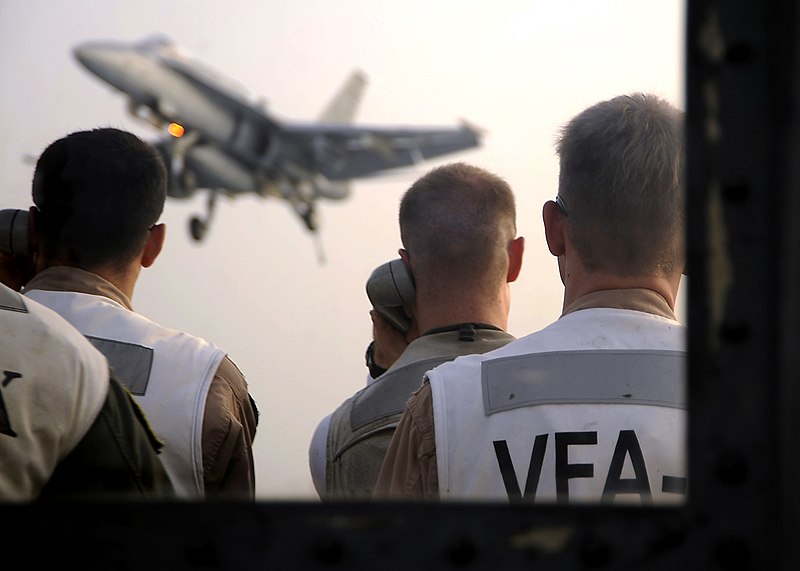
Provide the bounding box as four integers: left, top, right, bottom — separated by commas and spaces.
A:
26, 289, 224, 498
0, 286, 108, 501
428, 308, 686, 504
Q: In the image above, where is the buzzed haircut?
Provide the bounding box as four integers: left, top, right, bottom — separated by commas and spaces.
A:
399, 162, 516, 289
32, 128, 167, 270
556, 93, 684, 277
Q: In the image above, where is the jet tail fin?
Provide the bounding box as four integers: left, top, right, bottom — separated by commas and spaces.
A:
318, 70, 367, 124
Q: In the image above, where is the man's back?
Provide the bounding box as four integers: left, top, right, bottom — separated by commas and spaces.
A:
0, 283, 173, 500
429, 294, 686, 503
25, 267, 255, 498
321, 327, 514, 498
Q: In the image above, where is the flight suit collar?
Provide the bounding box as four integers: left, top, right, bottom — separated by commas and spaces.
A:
562, 288, 677, 321
24, 266, 134, 311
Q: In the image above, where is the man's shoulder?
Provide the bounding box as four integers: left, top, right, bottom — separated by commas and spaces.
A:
346, 330, 516, 429
105, 305, 227, 362
343, 356, 444, 432
425, 333, 527, 380
9, 291, 110, 378
397, 328, 515, 365
429, 309, 686, 385
327, 340, 472, 437
421, 320, 561, 371
0, 290, 111, 499
27, 282, 224, 352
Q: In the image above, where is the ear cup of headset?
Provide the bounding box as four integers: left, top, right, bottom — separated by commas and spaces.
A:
0, 209, 30, 257
365, 258, 415, 333
387, 258, 415, 305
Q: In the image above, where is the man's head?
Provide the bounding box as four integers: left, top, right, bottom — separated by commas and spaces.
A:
399, 162, 521, 301
32, 128, 167, 272
553, 93, 684, 279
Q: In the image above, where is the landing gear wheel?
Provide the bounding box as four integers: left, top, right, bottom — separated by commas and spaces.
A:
302, 208, 318, 232
190, 216, 207, 241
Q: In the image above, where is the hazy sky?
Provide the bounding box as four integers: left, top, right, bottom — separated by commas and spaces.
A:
0, 0, 685, 499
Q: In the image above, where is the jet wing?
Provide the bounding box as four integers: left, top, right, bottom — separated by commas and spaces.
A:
283, 122, 483, 180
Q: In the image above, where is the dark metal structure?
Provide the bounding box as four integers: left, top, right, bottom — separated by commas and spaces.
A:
2, 1, 799, 568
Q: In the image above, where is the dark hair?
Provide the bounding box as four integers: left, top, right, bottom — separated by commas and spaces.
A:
399, 162, 516, 289
32, 128, 167, 269
556, 93, 684, 276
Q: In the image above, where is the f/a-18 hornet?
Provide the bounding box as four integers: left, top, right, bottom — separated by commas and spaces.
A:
74, 36, 482, 243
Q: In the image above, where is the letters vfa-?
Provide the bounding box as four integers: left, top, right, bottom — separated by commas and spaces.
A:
493, 429, 688, 504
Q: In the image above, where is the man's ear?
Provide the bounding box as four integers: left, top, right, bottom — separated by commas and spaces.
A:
141, 223, 166, 268
398, 248, 412, 274
398, 246, 414, 283
506, 236, 525, 283
542, 200, 566, 257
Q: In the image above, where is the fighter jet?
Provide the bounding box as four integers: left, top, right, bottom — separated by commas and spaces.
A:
73, 36, 482, 244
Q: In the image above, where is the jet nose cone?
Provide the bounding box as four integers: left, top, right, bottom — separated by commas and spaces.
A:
73, 43, 103, 72
73, 42, 122, 81
73, 45, 89, 65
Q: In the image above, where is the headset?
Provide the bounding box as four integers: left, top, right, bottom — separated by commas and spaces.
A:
0, 209, 30, 257
365, 258, 415, 333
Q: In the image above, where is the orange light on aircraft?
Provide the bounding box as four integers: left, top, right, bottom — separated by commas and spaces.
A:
167, 122, 185, 138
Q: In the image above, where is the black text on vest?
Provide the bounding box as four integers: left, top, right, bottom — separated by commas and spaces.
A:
0, 370, 22, 437
493, 430, 687, 504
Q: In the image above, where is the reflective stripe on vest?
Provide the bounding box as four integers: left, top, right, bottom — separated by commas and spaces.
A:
482, 350, 686, 415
